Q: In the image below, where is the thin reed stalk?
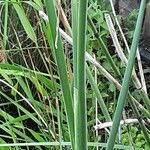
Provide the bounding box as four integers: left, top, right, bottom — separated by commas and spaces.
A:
86, 64, 111, 122
106, 0, 148, 149
45, 0, 75, 148
74, 0, 88, 149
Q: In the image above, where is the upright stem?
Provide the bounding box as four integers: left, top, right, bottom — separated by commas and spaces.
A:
75, 0, 88, 149
106, 0, 147, 149
86, 64, 111, 122
45, 0, 75, 148
71, 0, 78, 105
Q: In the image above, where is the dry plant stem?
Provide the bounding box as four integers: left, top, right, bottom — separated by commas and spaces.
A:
105, 14, 141, 89
104, 14, 127, 65
107, 2, 149, 111
87, 54, 150, 118
109, 0, 148, 95
107, 0, 149, 148
96, 120, 110, 134
109, 0, 130, 53
93, 119, 141, 130
39, 12, 118, 86
137, 49, 147, 93
40, 8, 150, 147
0, 38, 7, 63
59, 27, 121, 88
39, 10, 150, 118
55, 0, 72, 35
58, 27, 150, 118
86, 53, 121, 89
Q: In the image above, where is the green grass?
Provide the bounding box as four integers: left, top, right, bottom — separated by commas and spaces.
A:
0, 0, 149, 150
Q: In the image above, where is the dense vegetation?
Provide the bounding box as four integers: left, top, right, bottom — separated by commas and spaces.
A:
0, 0, 149, 150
